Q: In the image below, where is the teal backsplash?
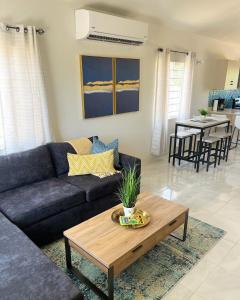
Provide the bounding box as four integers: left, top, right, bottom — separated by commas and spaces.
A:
208, 89, 240, 108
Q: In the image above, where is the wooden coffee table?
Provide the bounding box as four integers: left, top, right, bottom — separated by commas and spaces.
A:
64, 192, 189, 299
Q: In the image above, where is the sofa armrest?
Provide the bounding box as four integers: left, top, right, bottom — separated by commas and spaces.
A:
119, 153, 141, 179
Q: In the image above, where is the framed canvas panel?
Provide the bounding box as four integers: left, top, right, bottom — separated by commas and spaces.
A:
115, 58, 140, 114
81, 55, 114, 118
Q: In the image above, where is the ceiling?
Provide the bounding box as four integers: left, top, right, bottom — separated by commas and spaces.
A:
65, 0, 240, 45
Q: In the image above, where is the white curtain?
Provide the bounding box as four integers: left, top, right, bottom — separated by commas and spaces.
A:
178, 52, 196, 121
151, 49, 170, 155
0, 23, 51, 154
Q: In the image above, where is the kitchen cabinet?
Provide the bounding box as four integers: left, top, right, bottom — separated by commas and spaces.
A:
225, 60, 240, 90
211, 60, 240, 90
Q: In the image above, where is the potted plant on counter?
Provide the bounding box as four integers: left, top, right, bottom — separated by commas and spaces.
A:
116, 165, 140, 216
198, 108, 208, 120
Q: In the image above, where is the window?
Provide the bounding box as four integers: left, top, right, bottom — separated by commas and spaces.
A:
0, 26, 50, 155
168, 61, 185, 119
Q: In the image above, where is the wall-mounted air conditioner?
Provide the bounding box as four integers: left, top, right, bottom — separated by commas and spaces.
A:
75, 9, 148, 46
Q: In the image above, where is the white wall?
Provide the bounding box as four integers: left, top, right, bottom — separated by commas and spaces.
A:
1, 0, 240, 160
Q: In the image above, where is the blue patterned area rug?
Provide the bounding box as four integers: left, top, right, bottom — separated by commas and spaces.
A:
42, 217, 225, 300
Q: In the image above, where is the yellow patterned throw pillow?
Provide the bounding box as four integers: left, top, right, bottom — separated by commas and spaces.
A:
67, 149, 118, 178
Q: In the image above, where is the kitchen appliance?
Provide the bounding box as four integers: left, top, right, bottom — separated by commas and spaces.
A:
218, 99, 225, 110
212, 98, 225, 111
212, 100, 218, 111
232, 98, 240, 109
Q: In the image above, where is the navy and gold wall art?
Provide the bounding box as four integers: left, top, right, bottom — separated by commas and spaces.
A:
80, 55, 140, 119
81, 55, 114, 118
115, 58, 140, 114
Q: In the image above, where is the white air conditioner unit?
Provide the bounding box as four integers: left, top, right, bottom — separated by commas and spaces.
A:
75, 9, 148, 45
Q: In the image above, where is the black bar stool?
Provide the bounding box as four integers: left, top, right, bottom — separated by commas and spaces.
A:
209, 114, 232, 163
187, 128, 201, 153
169, 131, 194, 165
196, 136, 221, 171
210, 131, 232, 163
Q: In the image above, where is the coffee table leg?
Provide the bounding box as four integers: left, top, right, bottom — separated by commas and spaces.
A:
182, 210, 189, 242
108, 267, 114, 300
64, 237, 114, 300
64, 237, 72, 269
170, 211, 189, 242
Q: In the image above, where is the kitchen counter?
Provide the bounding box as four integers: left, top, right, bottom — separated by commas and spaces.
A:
208, 108, 240, 125
208, 108, 240, 114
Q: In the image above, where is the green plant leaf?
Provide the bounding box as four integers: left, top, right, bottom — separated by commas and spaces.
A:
116, 165, 140, 208
198, 108, 208, 116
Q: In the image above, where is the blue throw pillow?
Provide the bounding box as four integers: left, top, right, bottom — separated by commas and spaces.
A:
92, 137, 119, 167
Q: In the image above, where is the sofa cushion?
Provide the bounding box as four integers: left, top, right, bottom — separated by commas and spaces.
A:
60, 173, 122, 202
92, 137, 119, 167
47, 142, 76, 176
0, 213, 83, 300
47, 137, 98, 177
0, 145, 55, 193
67, 149, 116, 176
0, 178, 85, 229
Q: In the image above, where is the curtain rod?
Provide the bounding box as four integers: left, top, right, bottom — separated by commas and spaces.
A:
158, 48, 188, 55
6, 25, 45, 35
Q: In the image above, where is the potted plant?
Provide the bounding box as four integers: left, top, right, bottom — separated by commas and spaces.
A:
198, 108, 208, 120
116, 165, 140, 216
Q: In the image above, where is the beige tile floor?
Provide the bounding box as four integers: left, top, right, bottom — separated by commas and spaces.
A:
141, 147, 240, 300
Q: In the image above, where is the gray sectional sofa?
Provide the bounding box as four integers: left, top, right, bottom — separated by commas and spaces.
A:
0, 212, 83, 300
0, 140, 141, 299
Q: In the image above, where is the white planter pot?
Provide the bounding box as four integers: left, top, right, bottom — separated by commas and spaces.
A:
200, 115, 207, 121
123, 206, 135, 217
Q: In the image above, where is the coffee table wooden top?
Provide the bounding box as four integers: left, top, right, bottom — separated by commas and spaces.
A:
64, 192, 188, 269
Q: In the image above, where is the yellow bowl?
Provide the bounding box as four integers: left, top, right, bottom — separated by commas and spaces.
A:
111, 208, 150, 229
